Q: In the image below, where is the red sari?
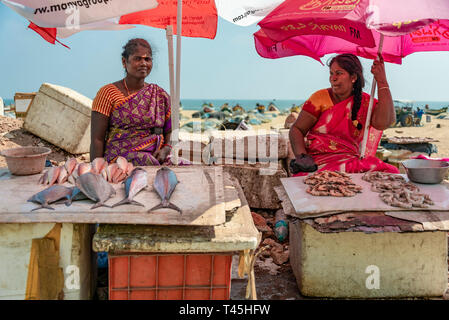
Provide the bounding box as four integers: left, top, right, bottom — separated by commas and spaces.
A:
293, 89, 399, 177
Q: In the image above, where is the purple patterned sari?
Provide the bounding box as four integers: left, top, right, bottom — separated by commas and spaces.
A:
103, 84, 187, 166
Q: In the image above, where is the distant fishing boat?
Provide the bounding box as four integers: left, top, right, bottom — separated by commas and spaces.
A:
267, 102, 279, 112
424, 106, 448, 116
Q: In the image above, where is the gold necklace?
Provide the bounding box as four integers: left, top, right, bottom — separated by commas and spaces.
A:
123, 78, 146, 96
123, 79, 130, 96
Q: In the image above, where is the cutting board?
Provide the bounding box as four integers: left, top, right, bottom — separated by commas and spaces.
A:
280, 173, 449, 219
0, 165, 228, 226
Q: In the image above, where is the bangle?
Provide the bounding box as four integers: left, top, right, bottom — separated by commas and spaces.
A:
378, 86, 390, 91
161, 143, 172, 149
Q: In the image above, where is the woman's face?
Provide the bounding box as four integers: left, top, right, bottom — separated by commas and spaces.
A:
329, 61, 356, 98
123, 45, 153, 79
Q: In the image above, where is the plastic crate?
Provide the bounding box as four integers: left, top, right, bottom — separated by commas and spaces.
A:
108, 253, 233, 300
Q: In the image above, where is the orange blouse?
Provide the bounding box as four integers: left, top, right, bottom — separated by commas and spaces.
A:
301, 88, 335, 118
92, 84, 132, 117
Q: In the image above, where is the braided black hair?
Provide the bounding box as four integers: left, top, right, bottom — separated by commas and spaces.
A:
122, 38, 152, 61
328, 54, 365, 130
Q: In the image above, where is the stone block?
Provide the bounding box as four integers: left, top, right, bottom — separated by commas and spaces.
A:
290, 220, 448, 298
221, 160, 287, 210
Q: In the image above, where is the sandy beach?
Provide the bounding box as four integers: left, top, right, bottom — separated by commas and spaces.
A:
382, 117, 449, 158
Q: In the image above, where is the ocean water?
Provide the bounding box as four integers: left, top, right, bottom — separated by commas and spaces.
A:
2, 98, 14, 106
181, 99, 449, 111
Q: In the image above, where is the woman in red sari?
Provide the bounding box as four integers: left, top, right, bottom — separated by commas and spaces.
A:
90, 38, 188, 166
289, 53, 399, 176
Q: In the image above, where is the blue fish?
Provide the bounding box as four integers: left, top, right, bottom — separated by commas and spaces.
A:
27, 185, 74, 211
64, 186, 89, 207
148, 167, 181, 214
112, 168, 148, 208
75, 172, 116, 210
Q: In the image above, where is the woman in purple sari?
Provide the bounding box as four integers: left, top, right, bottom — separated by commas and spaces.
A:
91, 38, 188, 166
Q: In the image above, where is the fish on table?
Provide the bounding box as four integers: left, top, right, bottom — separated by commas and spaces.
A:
75, 172, 116, 209
112, 167, 148, 208
38, 166, 60, 186
27, 185, 74, 211
64, 157, 78, 176
148, 166, 182, 214
64, 186, 89, 206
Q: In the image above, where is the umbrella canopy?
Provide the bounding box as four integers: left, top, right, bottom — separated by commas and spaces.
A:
215, 0, 284, 26
257, 0, 378, 48
119, 0, 217, 39
1, 0, 158, 27
255, 0, 449, 64
255, 20, 449, 64
366, 0, 449, 36
253, 0, 449, 158
8, 0, 218, 44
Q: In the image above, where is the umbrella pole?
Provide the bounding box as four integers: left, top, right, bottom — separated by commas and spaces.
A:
166, 25, 175, 124
360, 33, 385, 159
172, 0, 182, 165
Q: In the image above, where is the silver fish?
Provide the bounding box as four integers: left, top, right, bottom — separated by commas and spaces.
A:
27, 185, 74, 211
112, 168, 148, 208
64, 186, 89, 207
148, 167, 181, 214
75, 172, 116, 209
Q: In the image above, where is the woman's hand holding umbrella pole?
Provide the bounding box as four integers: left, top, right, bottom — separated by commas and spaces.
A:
369, 53, 395, 131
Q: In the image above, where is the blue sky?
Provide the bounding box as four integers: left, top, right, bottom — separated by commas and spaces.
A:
1, 5, 449, 102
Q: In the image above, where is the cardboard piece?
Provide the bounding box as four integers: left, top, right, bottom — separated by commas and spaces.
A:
280, 173, 449, 219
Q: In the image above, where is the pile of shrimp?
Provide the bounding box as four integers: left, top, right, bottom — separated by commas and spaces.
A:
362, 171, 434, 209
304, 170, 363, 197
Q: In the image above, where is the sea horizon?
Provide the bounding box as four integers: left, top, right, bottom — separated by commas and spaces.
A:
179, 99, 449, 111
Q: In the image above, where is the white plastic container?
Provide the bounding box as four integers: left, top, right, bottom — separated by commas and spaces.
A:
24, 83, 92, 154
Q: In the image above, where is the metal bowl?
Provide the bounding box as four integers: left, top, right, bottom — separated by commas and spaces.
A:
401, 159, 449, 184
0, 146, 51, 176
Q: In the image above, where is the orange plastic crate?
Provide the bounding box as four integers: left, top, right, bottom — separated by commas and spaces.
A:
108, 253, 233, 300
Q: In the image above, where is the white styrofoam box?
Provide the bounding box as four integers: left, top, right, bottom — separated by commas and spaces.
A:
24, 83, 92, 154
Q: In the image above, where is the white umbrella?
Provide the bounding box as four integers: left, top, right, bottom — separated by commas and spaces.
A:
1, 0, 158, 27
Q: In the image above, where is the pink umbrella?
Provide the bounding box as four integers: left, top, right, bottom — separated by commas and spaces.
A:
257, 0, 449, 48
255, 20, 449, 64
254, 0, 449, 158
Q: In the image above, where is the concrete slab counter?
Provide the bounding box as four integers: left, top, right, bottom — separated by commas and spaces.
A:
275, 183, 449, 299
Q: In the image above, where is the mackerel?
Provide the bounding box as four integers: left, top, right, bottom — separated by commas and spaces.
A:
112, 167, 148, 208
27, 185, 73, 211
148, 167, 182, 214
64, 186, 89, 206
75, 172, 116, 209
